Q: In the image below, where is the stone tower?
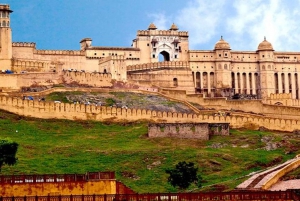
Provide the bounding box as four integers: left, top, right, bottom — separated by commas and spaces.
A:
257, 37, 274, 99
0, 5, 12, 70
214, 36, 232, 97
0, 4, 12, 70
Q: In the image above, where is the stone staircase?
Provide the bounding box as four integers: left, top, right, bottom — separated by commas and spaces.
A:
236, 157, 299, 190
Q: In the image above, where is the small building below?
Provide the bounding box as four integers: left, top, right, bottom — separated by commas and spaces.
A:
148, 123, 229, 140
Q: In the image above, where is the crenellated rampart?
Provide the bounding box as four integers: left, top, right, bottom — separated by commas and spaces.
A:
12, 42, 36, 48
0, 95, 299, 132
137, 30, 189, 36
34, 49, 84, 56
62, 71, 113, 87
127, 61, 189, 72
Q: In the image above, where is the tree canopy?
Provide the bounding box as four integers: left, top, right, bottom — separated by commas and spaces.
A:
166, 161, 202, 190
0, 138, 18, 171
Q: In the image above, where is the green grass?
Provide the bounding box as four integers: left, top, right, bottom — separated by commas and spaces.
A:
0, 110, 299, 193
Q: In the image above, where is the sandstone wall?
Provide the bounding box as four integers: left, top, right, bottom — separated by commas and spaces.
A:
62, 71, 112, 87
148, 123, 210, 140
0, 71, 113, 91
0, 96, 300, 132
0, 180, 116, 196
160, 88, 300, 120
0, 73, 62, 91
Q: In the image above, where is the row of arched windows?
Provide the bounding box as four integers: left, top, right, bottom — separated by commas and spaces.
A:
0, 12, 9, 18
0, 20, 9, 27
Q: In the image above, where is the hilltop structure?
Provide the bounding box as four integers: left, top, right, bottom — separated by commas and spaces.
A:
0, 4, 300, 100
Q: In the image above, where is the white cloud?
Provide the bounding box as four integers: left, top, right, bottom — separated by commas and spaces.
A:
147, 13, 169, 30
148, 0, 300, 51
227, 0, 300, 51
175, 0, 226, 49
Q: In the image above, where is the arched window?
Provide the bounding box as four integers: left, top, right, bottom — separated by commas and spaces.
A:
224, 64, 228, 70
268, 65, 271, 69
7, 21, 9, 27
103, 69, 107, 73
262, 65, 265, 70
2, 12, 6, 18
218, 64, 222, 69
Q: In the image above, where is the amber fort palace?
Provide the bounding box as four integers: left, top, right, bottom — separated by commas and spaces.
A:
0, 3, 299, 103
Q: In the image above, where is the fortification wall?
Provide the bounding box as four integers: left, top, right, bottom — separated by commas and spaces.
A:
0, 96, 300, 132
12, 42, 36, 59
62, 71, 112, 87
160, 88, 300, 119
0, 73, 62, 91
12, 45, 100, 72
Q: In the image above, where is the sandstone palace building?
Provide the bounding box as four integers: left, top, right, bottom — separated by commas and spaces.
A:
1, 4, 300, 100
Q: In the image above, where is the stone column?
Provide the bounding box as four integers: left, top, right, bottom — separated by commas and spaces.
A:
284, 73, 289, 94
292, 73, 296, 99
200, 72, 203, 93
193, 72, 197, 88
235, 72, 239, 94
278, 73, 282, 94
252, 73, 256, 95
240, 73, 244, 94
208, 72, 211, 94
246, 73, 250, 94
298, 74, 300, 99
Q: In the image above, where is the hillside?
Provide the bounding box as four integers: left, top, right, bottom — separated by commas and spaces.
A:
43, 91, 198, 113
0, 108, 299, 193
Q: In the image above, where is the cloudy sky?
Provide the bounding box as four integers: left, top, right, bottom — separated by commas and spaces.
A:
6, 0, 300, 51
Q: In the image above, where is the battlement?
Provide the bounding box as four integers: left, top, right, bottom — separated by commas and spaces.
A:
62, 71, 113, 87
137, 30, 189, 37
0, 94, 300, 132
88, 46, 140, 51
34, 49, 84, 56
127, 61, 189, 72
12, 42, 36, 48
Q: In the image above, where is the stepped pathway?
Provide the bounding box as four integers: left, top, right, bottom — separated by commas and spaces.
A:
236, 157, 300, 190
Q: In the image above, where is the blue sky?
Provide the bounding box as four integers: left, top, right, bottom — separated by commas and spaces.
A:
6, 0, 300, 51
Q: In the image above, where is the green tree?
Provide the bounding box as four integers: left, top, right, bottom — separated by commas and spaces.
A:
0, 138, 18, 171
166, 161, 202, 190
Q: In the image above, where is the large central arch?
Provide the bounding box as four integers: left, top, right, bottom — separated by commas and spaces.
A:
159, 51, 170, 62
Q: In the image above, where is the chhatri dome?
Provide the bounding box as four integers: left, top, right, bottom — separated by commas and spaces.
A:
148, 23, 157, 30
169, 23, 179, 31
257, 37, 274, 51
214, 36, 231, 50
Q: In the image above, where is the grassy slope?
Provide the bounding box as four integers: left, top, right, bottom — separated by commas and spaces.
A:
0, 110, 299, 193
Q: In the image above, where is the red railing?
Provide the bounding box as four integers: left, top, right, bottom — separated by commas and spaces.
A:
0, 191, 299, 201
0, 172, 115, 184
